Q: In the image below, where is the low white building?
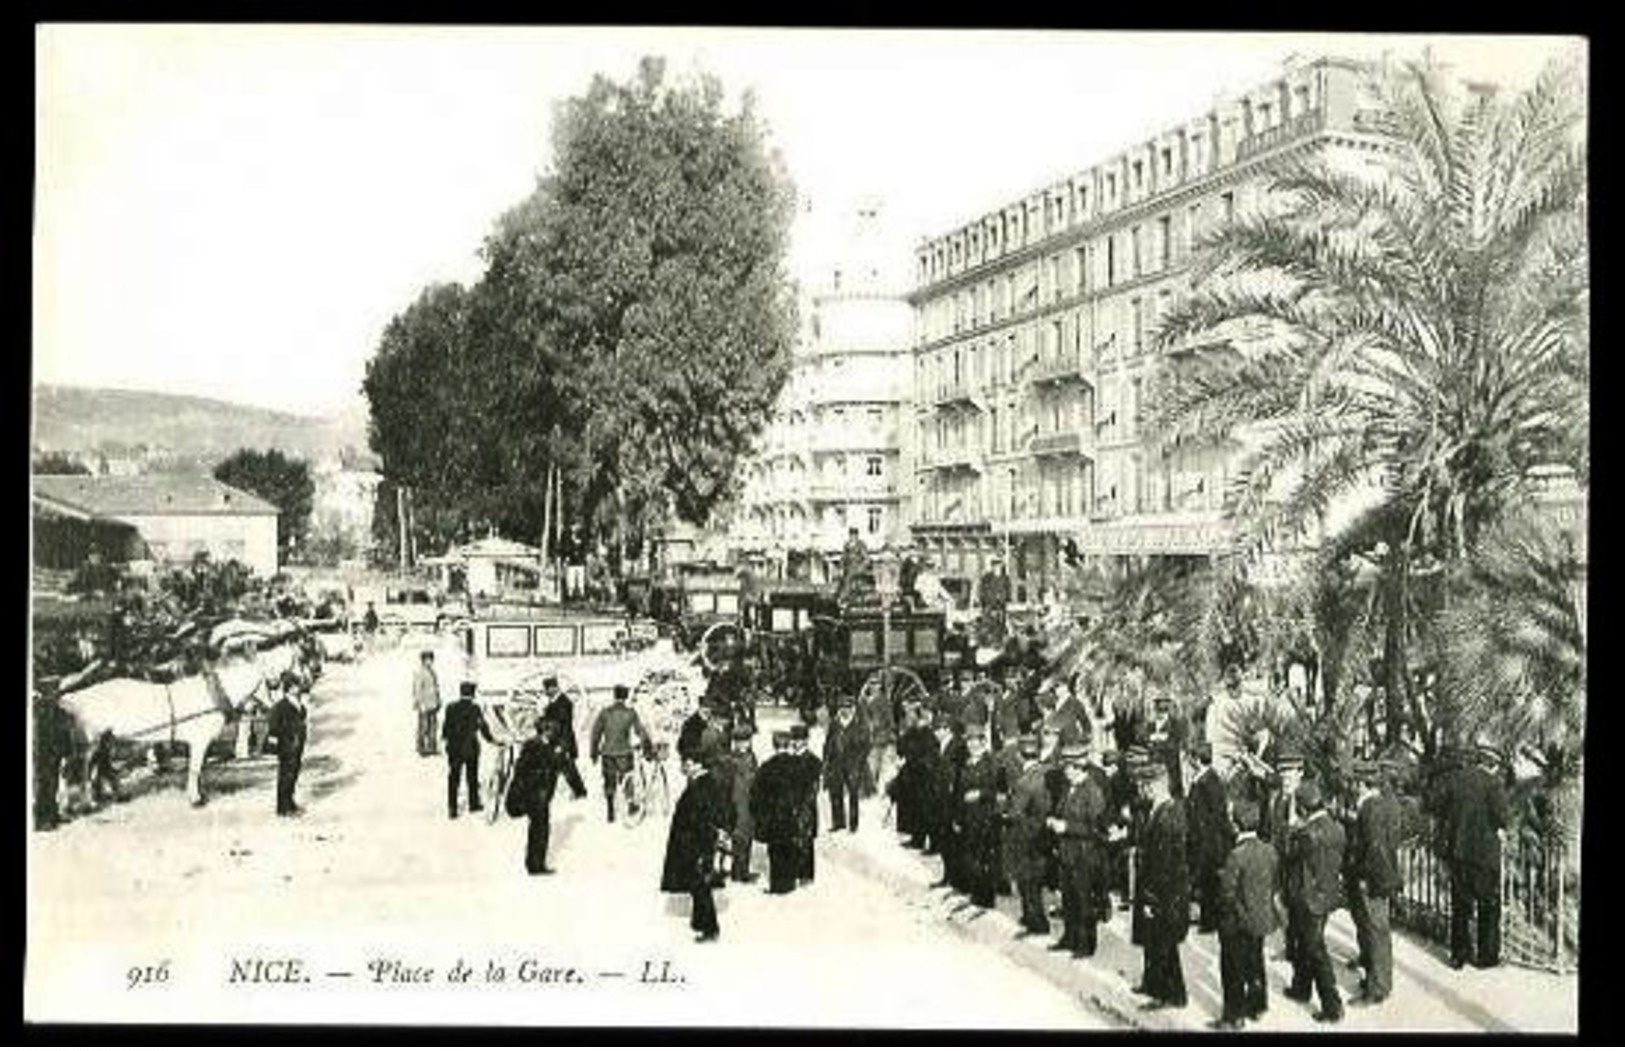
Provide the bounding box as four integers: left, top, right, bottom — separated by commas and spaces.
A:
32, 474, 280, 578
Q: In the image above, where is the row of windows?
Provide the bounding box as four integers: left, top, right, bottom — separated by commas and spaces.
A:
917, 453, 1228, 524
919, 191, 1237, 344
918, 69, 1330, 284
750, 506, 889, 536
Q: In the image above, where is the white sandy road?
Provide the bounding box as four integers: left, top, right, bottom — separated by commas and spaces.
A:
25, 645, 1108, 1029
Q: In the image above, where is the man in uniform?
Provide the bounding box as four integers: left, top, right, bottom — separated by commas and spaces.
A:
1046, 741, 1107, 957
1348, 758, 1403, 1005
265, 670, 309, 817
977, 557, 1011, 644
822, 696, 869, 833
1134, 760, 1190, 1010
539, 675, 589, 800
589, 683, 653, 823
511, 715, 571, 874
750, 730, 801, 894
1431, 742, 1509, 969
1147, 695, 1190, 797
789, 724, 822, 885
661, 750, 732, 943
838, 526, 872, 604
931, 711, 970, 888
411, 650, 441, 757
893, 703, 940, 849
1185, 742, 1235, 933
1007, 733, 1053, 937
442, 681, 495, 818
956, 724, 1001, 908
716, 725, 758, 883
1214, 798, 1278, 1029
1284, 779, 1346, 1023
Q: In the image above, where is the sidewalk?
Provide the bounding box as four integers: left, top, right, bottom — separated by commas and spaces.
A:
819, 801, 1578, 1034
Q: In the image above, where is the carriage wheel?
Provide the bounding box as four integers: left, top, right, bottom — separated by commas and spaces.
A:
698, 621, 745, 673
858, 667, 930, 727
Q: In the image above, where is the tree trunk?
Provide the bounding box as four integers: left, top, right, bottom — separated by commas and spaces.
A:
1381, 549, 1412, 749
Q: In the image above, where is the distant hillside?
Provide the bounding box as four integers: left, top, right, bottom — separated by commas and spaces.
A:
31, 385, 372, 468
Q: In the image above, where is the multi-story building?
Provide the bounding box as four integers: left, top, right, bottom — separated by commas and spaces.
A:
730, 201, 914, 581
905, 57, 1393, 604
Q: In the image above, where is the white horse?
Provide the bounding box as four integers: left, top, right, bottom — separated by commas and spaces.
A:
57, 656, 269, 807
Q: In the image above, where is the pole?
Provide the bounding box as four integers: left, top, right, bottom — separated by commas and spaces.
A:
397, 484, 407, 572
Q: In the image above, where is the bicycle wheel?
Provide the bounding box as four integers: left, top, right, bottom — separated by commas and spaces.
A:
648, 762, 671, 819
617, 767, 647, 829
485, 748, 510, 825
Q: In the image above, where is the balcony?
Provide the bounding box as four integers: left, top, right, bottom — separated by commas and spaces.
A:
1236, 108, 1326, 163
807, 483, 899, 503
1029, 355, 1093, 389
1030, 431, 1089, 459
933, 382, 983, 411
928, 449, 984, 475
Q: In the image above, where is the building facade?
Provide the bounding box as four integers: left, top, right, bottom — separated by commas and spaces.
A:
905, 57, 1393, 604
32, 474, 280, 578
730, 202, 914, 580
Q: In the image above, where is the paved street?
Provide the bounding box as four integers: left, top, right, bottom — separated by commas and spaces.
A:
25, 644, 1108, 1029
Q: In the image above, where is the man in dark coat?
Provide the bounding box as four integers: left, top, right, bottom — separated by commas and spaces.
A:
931, 715, 970, 887
893, 705, 941, 849
33, 686, 74, 831
956, 724, 1001, 907
1430, 744, 1509, 969
1134, 760, 1190, 1009
678, 704, 725, 769
1349, 759, 1404, 1004
750, 731, 801, 894
1185, 742, 1236, 932
264, 671, 309, 817
1215, 798, 1279, 1029
511, 718, 571, 874
715, 726, 758, 882
789, 724, 822, 884
1284, 779, 1346, 1023
540, 676, 589, 799
1046, 741, 1107, 956
1007, 734, 1053, 936
662, 753, 732, 942
823, 697, 869, 832
1263, 749, 1306, 966
442, 681, 495, 818
1147, 695, 1190, 797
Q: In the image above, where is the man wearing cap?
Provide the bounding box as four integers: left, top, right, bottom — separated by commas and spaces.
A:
412, 650, 441, 757
789, 724, 822, 885
540, 676, 590, 800
662, 752, 732, 942
441, 681, 495, 819
715, 725, 759, 883
1429, 743, 1508, 969
1186, 742, 1235, 933
265, 668, 310, 818
677, 700, 725, 769
1046, 741, 1107, 956
1284, 779, 1346, 1022
1134, 760, 1190, 1009
511, 717, 572, 874
1348, 759, 1403, 1005
750, 730, 801, 894
589, 684, 653, 824
1008, 733, 1054, 937
1215, 798, 1278, 1029
925, 710, 963, 857
956, 724, 1001, 908
977, 557, 1011, 644
823, 696, 870, 833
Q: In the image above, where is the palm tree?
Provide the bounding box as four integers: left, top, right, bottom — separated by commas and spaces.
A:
1148, 50, 1588, 745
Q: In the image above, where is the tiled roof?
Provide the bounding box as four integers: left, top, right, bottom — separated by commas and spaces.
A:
32, 474, 280, 517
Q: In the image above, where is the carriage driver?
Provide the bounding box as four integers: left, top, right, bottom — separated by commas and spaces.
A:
589, 684, 654, 824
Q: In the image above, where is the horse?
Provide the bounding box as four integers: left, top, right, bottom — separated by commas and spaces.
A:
56, 655, 270, 807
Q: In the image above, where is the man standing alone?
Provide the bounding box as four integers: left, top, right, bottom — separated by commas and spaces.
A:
589, 684, 652, 823
1284, 779, 1346, 1023
823, 697, 869, 832
1134, 761, 1190, 1010
1349, 759, 1404, 1005
412, 651, 441, 757
265, 671, 309, 817
1431, 744, 1509, 970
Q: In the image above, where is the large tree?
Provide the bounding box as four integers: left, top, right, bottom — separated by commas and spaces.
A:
213, 448, 315, 559
480, 55, 798, 550
1148, 51, 1587, 747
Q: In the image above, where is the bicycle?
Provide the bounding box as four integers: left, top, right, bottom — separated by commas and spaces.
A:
615, 741, 671, 829
483, 700, 538, 825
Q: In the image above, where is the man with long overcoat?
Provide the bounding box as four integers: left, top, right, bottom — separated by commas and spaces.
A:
789, 724, 822, 885
1284, 779, 1346, 1023
1348, 758, 1404, 1005
662, 752, 732, 942
1134, 760, 1190, 1009
1429, 743, 1509, 969
1185, 742, 1236, 932
265, 671, 309, 818
750, 731, 802, 894
1046, 741, 1107, 956
822, 696, 869, 832
1215, 798, 1279, 1029
955, 724, 1001, 907
1007, 733, 1053, 937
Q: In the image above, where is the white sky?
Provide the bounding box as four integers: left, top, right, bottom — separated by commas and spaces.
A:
34, 26, 1583, 418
